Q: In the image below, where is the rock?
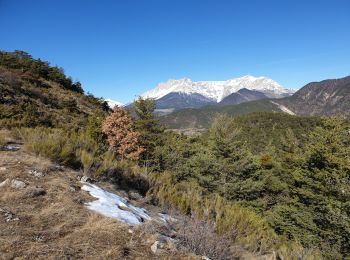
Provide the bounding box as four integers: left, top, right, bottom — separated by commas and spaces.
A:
3, 144, 20, 151
158, 234, 177, 250
81, 176, 93, 183
151, 241, 160, 254
151, 234, 177, 254
29, 169, 44, 178
128, 191, 142, 200
26, 187, 46, 197
0, 167, 6, 171
118, 205, 133, 213
32, 235, 44, 242
0, 207, 19, 222
201, 256, 211, 260
0, 178, 10, 188
10, 179, 26, 189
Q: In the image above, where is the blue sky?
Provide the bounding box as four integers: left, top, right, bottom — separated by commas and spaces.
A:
1, 0, 349, 103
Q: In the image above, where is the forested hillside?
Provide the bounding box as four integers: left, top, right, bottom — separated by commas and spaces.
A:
160, 99, 284, 129
152, 113, 350, 258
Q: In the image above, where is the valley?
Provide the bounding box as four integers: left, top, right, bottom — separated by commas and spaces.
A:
1, 51, 350, 259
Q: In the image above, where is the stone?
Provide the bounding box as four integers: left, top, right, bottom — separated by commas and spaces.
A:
29, 169, 44, 178
118, 205, 133, 213
0, 207, 19, 222
81, 176, 93, 183
0, 167, 6, 171
151, 241, 160, 254
157, 234, 177, 251
26, 187, 46, 197
3, 144, 20, 151
0, 178, 10, 188
150, 234, 177, 254
128, 190, 142, 200
32, 235, 44, 242
10, 179, 26, 189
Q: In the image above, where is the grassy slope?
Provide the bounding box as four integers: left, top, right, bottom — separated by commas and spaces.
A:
0, 139, 194, 259
0, 66, 107, 129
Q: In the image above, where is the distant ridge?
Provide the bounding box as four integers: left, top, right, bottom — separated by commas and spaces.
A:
139, 75, 294, 111
142, 75, 293, 102
278, 75, 350, 118
159, 75, 350, 129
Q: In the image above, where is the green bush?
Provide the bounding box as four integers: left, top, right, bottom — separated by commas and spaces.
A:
13, 127, 80, 167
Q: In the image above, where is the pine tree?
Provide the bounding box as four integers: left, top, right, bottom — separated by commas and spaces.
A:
208, 114, 257, 195
102, 106, 144, 160
133, 97, 164, 167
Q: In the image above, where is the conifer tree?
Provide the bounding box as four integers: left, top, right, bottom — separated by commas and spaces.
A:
133, 97, 164, 167
208, 114, 257, 194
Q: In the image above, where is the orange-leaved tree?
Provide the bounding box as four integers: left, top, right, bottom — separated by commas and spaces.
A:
102, 106, 144, 160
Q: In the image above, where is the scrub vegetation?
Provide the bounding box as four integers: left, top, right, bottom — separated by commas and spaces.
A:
1, 51, 350, 259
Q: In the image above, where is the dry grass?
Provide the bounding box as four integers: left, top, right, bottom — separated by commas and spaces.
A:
0, 147, 193, 259
175, 215, 233, 259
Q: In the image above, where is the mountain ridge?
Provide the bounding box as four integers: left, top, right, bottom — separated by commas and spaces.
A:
160, 75, 350, 129
142, 75, 294, 102
278, 75, 350, 118
218, 88, 269, 106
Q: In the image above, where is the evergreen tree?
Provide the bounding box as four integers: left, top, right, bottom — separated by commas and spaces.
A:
85, 109, 107, 153
208, 114, 257, 194
133, 96, 164, 168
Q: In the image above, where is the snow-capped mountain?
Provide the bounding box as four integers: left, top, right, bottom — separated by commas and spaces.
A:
105, 99, 124, 108
142, 75, 293, 103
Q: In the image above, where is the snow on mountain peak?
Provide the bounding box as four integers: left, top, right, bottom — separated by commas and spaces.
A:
142, 75, 291, 102
105, 99, 124, 108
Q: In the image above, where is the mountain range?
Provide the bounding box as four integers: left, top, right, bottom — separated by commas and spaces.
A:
160, 75, 350, 129
140, 75, 294, 112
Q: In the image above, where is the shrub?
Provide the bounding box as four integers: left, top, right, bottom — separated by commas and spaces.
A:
14, 127, 80, 167
175, 214, 233, 259
9, 127, 148, 185
78, 149, 95, 175
148, 171, 277, 254
102, 107, 144, 160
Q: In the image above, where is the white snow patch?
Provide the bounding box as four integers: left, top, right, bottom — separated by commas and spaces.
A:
270, 101, 295, 115
81, 182, 151, 225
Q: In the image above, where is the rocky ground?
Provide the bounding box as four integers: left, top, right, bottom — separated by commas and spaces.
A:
0, 141, 197, 259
